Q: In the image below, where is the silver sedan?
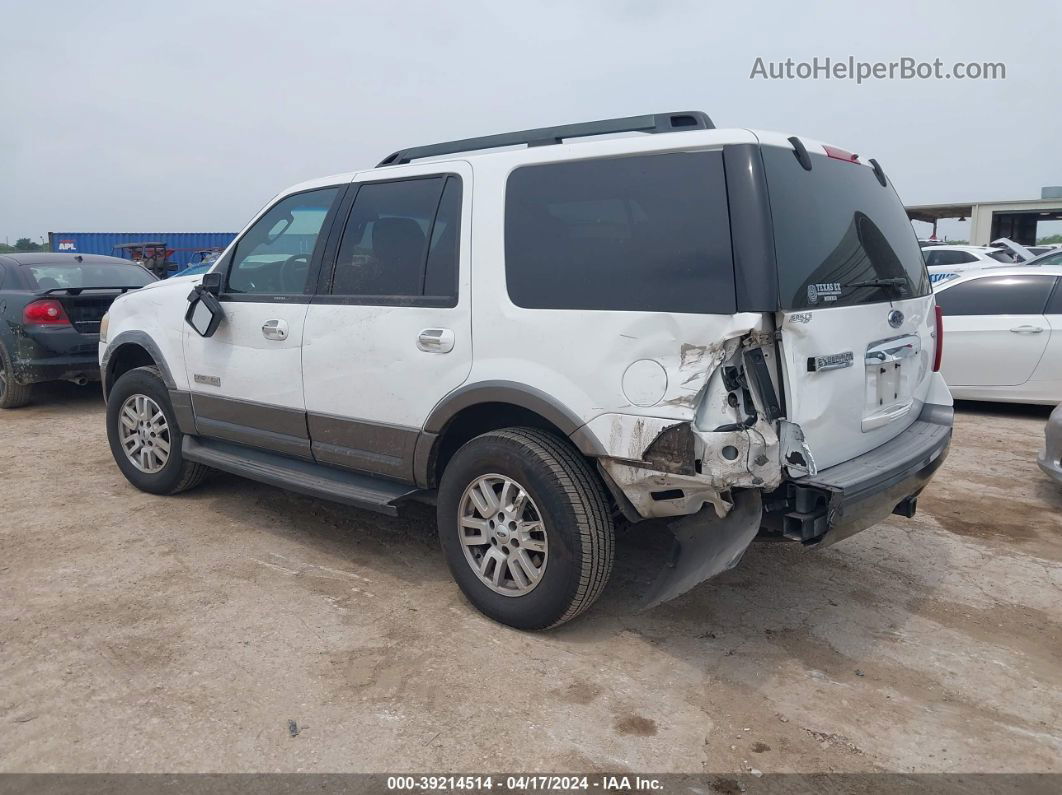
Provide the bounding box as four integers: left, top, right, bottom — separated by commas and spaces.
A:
1038, 403, 1062, 484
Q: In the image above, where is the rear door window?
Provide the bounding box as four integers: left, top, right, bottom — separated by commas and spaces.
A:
936, 250, 978, 265
762, 146, 931, 309
935, 275, 1056, 316
329, 175, 460, 303
987, 249, 1016, 263
504, 151, 735, 314
1041, 278, 1062, 314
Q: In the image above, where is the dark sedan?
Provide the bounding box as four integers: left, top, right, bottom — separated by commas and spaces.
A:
0, 253, 155, 408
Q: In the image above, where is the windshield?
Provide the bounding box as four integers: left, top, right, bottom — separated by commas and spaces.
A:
26, 262, 155, 290
762, 146, 931, 310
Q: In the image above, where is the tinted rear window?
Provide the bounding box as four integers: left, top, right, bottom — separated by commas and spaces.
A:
763, 147, 931, 310
987, 249, 1016, 263
26, 262, 155, 290
505, 151, 735, 313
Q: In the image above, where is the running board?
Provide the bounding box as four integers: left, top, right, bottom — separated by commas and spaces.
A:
181, 436, 419, 515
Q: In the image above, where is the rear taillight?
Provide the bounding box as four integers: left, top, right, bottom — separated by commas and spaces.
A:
23, 299, 70, 326
932, 304, 944, 372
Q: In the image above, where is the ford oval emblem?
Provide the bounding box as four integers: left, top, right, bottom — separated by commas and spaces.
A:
888, 309, 904, 328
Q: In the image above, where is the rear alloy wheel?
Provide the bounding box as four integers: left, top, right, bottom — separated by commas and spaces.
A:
458, 473, 549, 596
438, 428, 614, 630
0, 344, 32, 409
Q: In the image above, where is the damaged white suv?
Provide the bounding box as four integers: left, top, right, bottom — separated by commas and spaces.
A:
99, 111, 953, 629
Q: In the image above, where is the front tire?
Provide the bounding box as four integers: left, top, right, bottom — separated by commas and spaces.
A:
106, 366, 208, 495
438, 428, 614, 630
0, 344, 32, 409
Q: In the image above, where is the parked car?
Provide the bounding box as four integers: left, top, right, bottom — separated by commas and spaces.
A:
1027, 244, 1062, 257
1037, 404, 1062, 484
923, 244, 1016, 284
175, 249, 222, 277
989, 238, 1036, 263
99, 111, 953, 629
933, 264, 1062, 404
0, 253, 155, 408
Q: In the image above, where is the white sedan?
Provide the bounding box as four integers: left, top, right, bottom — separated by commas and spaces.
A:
922, 244, 1016, 284
934, 264, 1062, 404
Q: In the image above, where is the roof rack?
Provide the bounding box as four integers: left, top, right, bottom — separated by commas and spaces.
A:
377, 111, 714, 167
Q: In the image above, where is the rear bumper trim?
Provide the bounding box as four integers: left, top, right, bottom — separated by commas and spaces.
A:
12, 355, 101, 385
776, 402, 953, 547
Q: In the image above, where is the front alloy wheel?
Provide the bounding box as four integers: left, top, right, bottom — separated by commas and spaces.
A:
106, 365, 208, 495
118, 394, 171, 473
458, 474, 548, 596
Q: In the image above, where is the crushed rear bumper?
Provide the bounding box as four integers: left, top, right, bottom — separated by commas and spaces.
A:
766, 402, 953, 547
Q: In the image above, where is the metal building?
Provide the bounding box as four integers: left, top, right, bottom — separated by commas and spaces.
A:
906, 187, 1062, 245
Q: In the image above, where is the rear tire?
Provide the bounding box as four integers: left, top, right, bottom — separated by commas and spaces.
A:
0, 344, 32, 409
106, 366, 209, 495
438, 427, 614, 630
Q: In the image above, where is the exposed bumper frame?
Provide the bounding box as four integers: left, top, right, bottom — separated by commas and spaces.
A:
767, 402, 953, 547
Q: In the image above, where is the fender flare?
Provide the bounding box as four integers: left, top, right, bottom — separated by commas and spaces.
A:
415, 380, 607, 487
423, 380, 586, 437
101, 330, 177, 399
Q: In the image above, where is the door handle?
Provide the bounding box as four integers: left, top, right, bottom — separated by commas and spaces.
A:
1009, 325, 1044, 334
417, 328, 455, 353
262, 319, 289, 340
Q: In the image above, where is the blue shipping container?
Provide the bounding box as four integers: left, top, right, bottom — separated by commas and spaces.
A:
49, 232, 238, 268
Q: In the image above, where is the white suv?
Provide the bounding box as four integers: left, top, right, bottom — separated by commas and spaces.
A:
99, 111, 953, 629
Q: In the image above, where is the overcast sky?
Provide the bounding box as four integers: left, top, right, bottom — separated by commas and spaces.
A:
2, 0, 1059, 243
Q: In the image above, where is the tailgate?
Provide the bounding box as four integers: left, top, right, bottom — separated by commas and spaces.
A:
759, 139, 935, 471
779, 297, 935, 470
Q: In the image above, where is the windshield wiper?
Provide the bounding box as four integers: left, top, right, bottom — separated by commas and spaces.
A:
844, 277, 909, 295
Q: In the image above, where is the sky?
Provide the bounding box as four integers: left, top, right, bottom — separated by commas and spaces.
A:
2, 0, 1060, 244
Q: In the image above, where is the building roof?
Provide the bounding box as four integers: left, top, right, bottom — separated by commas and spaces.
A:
907, 198, 1062, 223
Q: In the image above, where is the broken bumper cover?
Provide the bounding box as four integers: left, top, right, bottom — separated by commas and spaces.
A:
774, 402, 953, 547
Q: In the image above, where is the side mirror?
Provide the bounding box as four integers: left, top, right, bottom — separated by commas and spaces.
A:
185, 284, 224, 337
201, 271, 222, 296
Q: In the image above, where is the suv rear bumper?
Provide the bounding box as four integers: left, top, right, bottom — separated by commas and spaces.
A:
767, 402, 953, 547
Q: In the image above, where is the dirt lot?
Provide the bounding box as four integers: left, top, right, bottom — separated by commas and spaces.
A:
1, 385, 1059, 775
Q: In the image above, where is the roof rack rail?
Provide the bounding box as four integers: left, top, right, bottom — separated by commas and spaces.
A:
377, 111, 714, 167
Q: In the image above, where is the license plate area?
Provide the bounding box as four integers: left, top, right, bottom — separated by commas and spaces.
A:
862, 335, 920, 432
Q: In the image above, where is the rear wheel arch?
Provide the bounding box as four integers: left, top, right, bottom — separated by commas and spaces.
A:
418, 384, 606, 489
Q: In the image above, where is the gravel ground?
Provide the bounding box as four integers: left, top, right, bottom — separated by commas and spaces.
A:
1, 385, 1059, 775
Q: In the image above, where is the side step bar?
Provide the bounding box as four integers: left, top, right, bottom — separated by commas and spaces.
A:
182, 436, 420, 516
